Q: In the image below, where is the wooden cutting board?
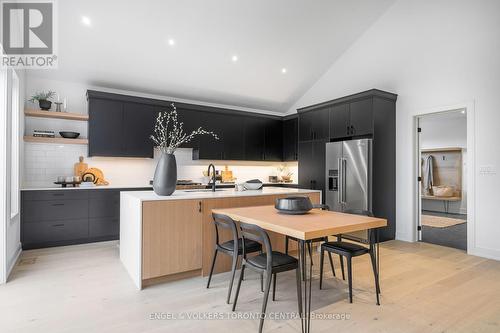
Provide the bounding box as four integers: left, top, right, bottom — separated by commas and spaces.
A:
74, 156, 88, 177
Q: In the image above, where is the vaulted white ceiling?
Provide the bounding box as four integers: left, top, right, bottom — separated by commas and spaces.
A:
28, 0, 396, 112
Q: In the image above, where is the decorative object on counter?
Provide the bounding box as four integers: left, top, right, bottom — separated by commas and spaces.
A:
29, 90, 56, 110
221, 165, 237, 183
243, 179, 263, 190
74, 156, 88, 177
268, 175, 279, 183
54, 175, 82, 188
234, 183, 246, 191
150, 103, 219, 196
277, 165, 294, 183
81, 167, 109, 185
59, 131, 80, 139
275, 196, 313, 215
32, 129, 55, 138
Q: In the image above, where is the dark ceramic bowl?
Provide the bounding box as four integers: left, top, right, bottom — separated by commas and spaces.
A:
275, 196, 313, 215
59, 131, 80, 139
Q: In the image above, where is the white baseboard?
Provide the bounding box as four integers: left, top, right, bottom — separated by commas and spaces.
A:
468, 246, 500, 262
6, 243, 21, 280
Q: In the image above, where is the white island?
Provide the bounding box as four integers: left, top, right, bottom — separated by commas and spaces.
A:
120, 187, 321, 289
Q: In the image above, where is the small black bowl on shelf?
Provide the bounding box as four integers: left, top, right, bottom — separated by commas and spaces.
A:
59, 131, 80, 139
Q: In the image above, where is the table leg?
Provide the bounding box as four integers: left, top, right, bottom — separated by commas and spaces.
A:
298, 240, 312, 333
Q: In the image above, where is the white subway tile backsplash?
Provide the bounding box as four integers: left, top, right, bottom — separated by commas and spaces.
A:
23, 143, 298, 188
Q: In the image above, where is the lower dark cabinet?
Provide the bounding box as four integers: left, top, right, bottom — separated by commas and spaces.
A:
23, 219, 89, 247
21, 188, 150, 249
89, 217, 120, 238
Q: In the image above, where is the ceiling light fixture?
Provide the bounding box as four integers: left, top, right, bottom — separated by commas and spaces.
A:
81, 16, 91, 26
231, 55, 238, 62
281, 68, 287, 74
167, 38, 176, 46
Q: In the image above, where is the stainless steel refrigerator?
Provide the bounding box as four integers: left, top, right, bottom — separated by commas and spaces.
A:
325, 139, 372, 213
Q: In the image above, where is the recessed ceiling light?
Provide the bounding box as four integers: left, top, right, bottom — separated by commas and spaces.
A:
231, 55, 238, 62
461, 110, 466, 114
81, 16, 91, 26
281, 68, 287, 74
167, 38, 176, 46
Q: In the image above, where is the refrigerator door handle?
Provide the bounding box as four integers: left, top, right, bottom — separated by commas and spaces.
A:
337, 158, 342, 204
342, 158, 347, 204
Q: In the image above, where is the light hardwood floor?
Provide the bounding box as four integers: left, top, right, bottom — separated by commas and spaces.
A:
1, 240, 499, 333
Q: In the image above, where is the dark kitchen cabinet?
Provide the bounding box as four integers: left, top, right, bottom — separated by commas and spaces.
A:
282, 117, 298, 161
21, 188, 151, 249
223, 115, 246, 160
122, 103, 157, 157
298, 140, 326, 202
329, 103, 350, 139
88, 98, 124, 156
193, 111, 225, 160
264, 119, 283, 161
244, 117, 266, 160
329, 98, 373, 139
299, 106, 329, 142
349, 98, 373, 136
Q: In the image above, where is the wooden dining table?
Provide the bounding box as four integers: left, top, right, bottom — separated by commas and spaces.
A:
212, 205, 387, 333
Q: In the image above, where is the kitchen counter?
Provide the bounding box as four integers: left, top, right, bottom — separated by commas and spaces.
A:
121, 186, 313, 202
21, 185, 153, 191
120, 187, 321, 289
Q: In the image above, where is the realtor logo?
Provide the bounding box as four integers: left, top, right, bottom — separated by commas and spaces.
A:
1, 0, 57, 68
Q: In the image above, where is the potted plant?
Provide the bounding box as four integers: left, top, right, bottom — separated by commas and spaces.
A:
29, 90, 56, 110
150, 103, 219, 196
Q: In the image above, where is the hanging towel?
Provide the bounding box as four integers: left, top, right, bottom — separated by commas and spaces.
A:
424, 155, 434, 195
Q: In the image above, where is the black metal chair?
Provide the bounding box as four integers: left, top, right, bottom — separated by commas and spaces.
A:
319, 209, 381, 305
232, 222, 302, 333
285, 204, 336, 278
207, 213, 263, 304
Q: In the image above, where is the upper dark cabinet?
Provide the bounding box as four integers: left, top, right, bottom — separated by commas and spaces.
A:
349, 98, 373, 136
298, 107, 329, 142
329, 103, 350, 139
223, 114, 246, 160
88, 94, 156, 158
193, 111, 225, 160
244, 117, 266, 160
88, 98, 124, 157
264, 119, 283, 161
122, 103, 157, 157
283, 117, 298, 161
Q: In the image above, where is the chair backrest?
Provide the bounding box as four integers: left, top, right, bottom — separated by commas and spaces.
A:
341, 209, 374, 244
211, 213, 239, 248
239, 222, 273, 267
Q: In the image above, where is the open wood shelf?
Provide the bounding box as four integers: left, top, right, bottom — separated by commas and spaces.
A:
421, 147, 463, 153
23, 136, 88, 145
24, 109, 89, 121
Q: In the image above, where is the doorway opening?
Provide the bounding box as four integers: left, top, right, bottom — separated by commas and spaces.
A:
416, 109, 468, 250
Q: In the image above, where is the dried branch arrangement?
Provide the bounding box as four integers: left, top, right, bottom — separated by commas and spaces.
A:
151, 103, 219, 154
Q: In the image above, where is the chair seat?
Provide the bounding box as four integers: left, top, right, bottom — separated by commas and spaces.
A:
322, 241, 369, 257
247, 251, 298, 269
219, 238, 262, 254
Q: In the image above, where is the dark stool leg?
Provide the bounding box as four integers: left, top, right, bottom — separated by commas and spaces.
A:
232, 264, 246, 311
319, 247, 325, 290
285, 236, 289, 255
226, 253, 238, 304
339, 255, 345, 280
347, 256, 353, 303
369, 249, 381, 305
327, 252, 336, 277
206, 249, 218, 288
259, 271, 273, 333
272, 273, 277, 301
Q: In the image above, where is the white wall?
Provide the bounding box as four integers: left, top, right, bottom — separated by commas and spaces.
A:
419, 112, 467, 214
24, 77, 298, 188
290, 0, 500, 259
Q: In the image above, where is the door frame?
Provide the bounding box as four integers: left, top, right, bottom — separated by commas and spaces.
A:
413, 101, 475, 253
0, 68, 7, 284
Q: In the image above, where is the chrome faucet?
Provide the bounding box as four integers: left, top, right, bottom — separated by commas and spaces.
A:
207, 164, 216, 192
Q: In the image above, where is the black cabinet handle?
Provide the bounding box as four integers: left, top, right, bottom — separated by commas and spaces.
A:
198, 201, 202, 213
52, 203, 65, 206
351, 125, 355, 135
52, 224, 65, 227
